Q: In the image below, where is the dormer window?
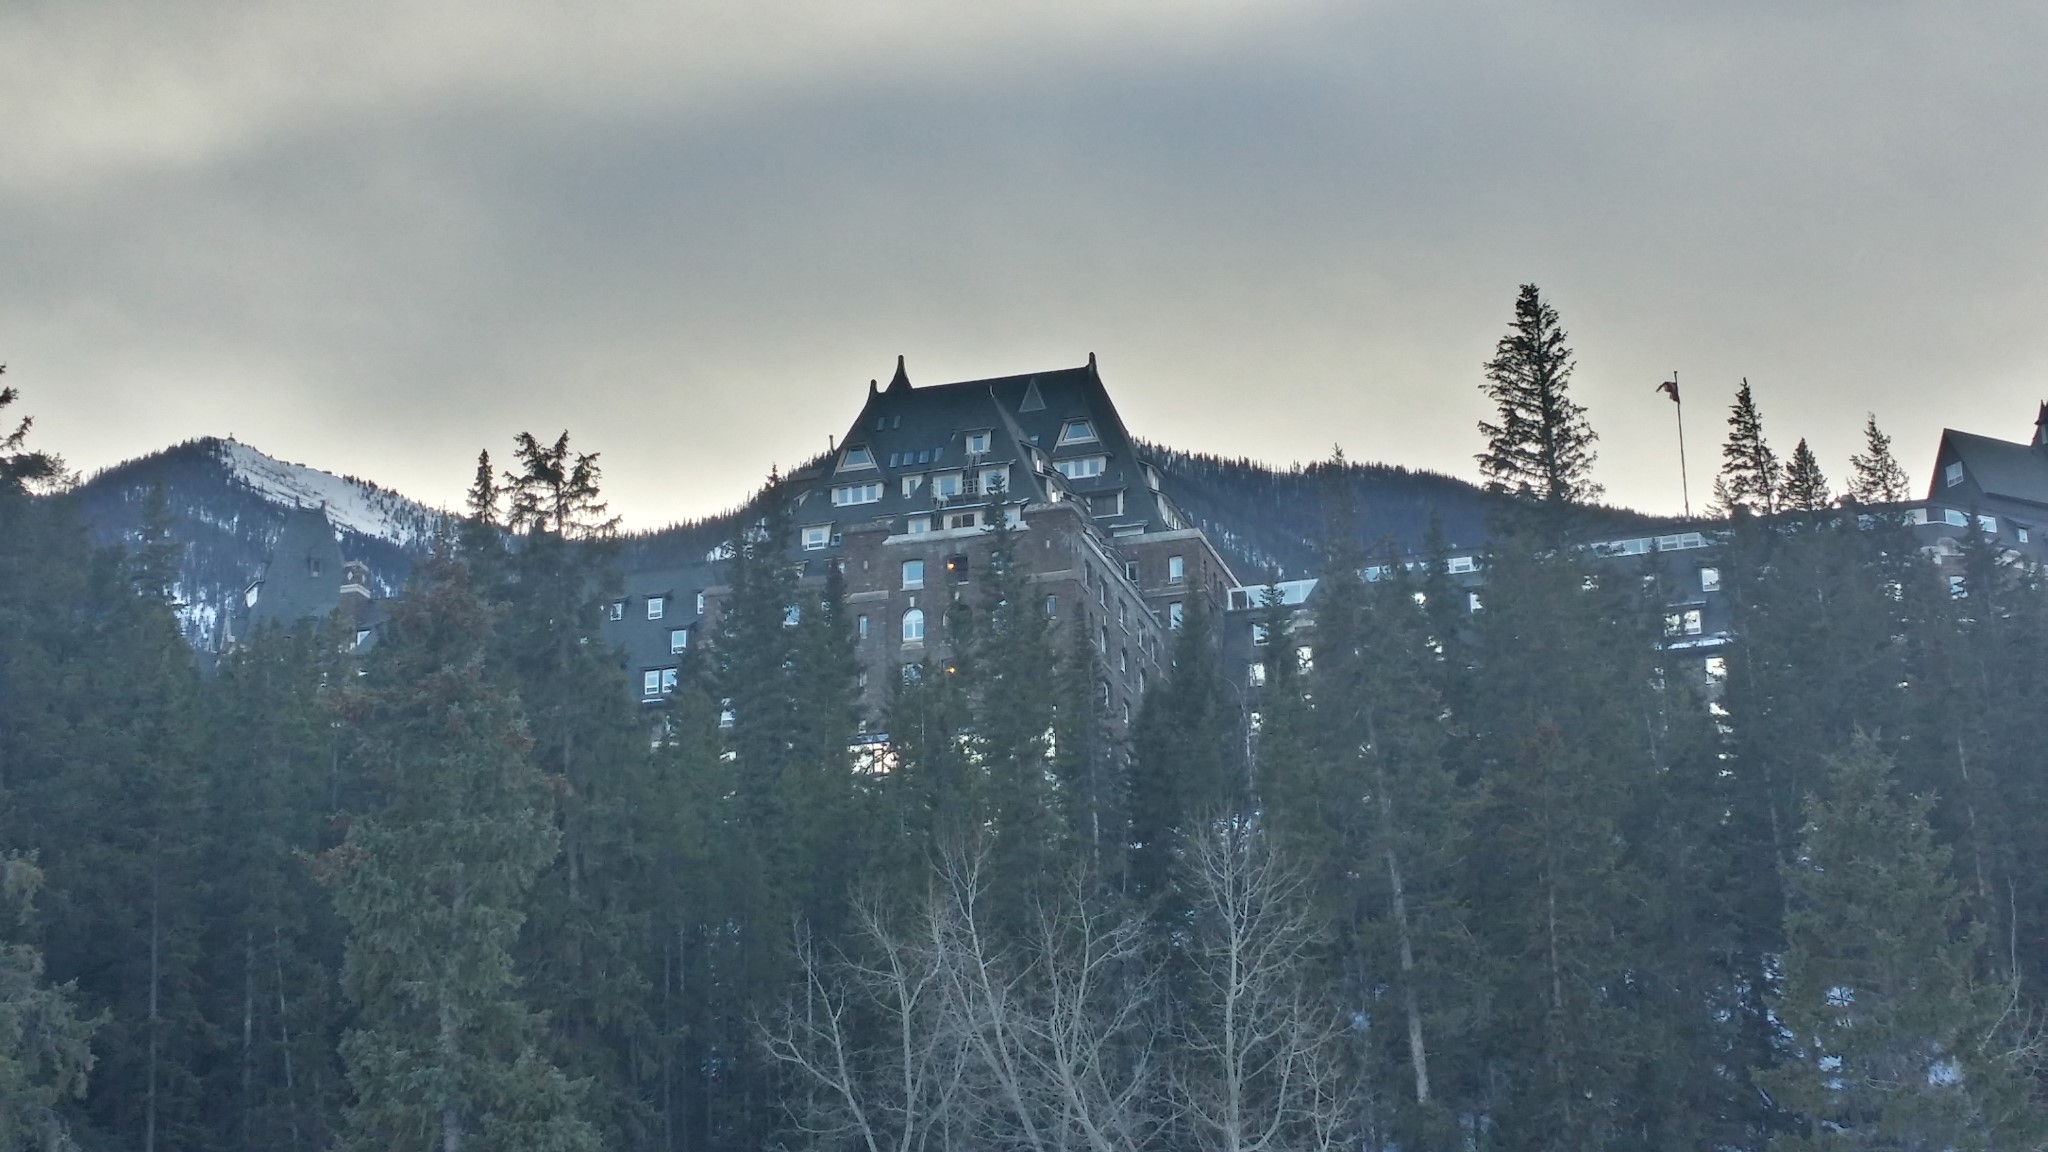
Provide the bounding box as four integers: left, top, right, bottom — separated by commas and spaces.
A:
932, 472, 963, 499
1058, 419, 1098, 445
832, 482, 883, 507
801, 525, 831, 551
966, 430, 991, 454
902, 474, 925, 497
839, 445, 876, 471
1055, 456, 1105, 480
906, 515, 932, 535
648, 596, 666, 621
979, 465, 1009, 494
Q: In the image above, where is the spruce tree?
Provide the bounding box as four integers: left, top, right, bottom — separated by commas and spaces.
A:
323, 548, 595, 1152
1476, 284, 1600, 510
0, 852, 97, 1152
1782, 439, 1832, 513
1847, 415, 1912, 506
1761, 734, 2045, 1150
1716, 379, 1780, 515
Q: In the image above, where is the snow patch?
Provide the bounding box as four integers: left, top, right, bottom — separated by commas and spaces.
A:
213, 438, 447, 545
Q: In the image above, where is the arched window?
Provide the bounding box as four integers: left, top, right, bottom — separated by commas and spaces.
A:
902, 608, 926, 643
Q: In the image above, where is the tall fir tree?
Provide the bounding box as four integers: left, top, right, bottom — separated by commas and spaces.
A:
1781, 439, 1832, 512
0, 851, 98, 1152
1846, 415, 1912, 506
1716, 379, 1781, 516
1476, 284, 1600, 511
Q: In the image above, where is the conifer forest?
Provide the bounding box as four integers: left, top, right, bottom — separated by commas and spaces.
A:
5, 289, 2048, 1151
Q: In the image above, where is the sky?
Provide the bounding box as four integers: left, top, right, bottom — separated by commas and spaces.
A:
5, 0, 2046, 529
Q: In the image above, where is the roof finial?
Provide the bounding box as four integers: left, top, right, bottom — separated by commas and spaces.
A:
886, 355, 911, 393
868, 378, 878, 398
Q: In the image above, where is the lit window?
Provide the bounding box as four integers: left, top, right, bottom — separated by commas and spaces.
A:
902, 608, 926, 642
1700, 567, 1721, 592
932, 473, 963, 498
1247, 662, 1267, 688
1054, 456, 1106, 480
857, 614, 869, 639
802, 525, 830, 550
1945, 460, 1964, 487
1168, 555, 1185, 584
902, 560, 925, 589
967, 431, 991, 454
1295, 645, 1314, 672
648, 597, 666, 621
608, 600, 625, 621
1251, 623, 1270, 646
833, 482, 883, 507
1168, 601, 1184, 629
946, 555, 969, 584
670, 628, 689, 654
906, 515, 931, 535
979, 465, 1009, 493
840, 446, 876, 471
1058, 419, 1098, 445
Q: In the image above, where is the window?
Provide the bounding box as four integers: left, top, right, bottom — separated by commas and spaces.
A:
978, 465, 1009, 494
1247, 662, 1267, 688
1045, 594, 1057, 616
1168, 601, 1184, 629
1944, 508, 1969, 527
946, 555, 969, 583
902, 664, 922, 685
1055, 456, 1106, 480
857, 614, 869, 639
2019, 526, 2032, 543
1447, 556, 1478, 574
1168, 555, 1185, 584
1138, 668, 1147, 695
306, 557, 322, 577
661, 668, 678, 694
1467, 591, 1483, 613
1119, 648, 1129, 673
1295, 645, 1314, 672
802, 525, 830, 550
1699, 567, 1722, 593
946, 511, 978, 530
1251, 623, 1270, 646
833, 482, 883, 507
1058, 419, 1098, 445
1088, 491, 1123, 517
694, 591, 706, 615
643, 668, 678, 697
1099, 625, 1108, 653
932, 472, 963, 499
902, 560, 925, 589
1945, 460, 1964, 487
1664, 609, 1703, 637
353, 628, 373, 651
1102, 681, 1112, 707
1125, 560, 1140, 582
966, 430, 991, 454
1705, 655, 1727, 681
902, 475, 926, 498
648, 596, 666, 620
1949, 574, 1967, 599
1117, 601, 1127, 630
1977, 514, 1998, 533
608, 600, 625, 621
1122, 700, 1131, 725
784, 605, 802, 627
839, 445, 875, 471
670, 628, 689, 654
902, 608, 926, 642
898, 514, 926, 535
719, 699, 735, 729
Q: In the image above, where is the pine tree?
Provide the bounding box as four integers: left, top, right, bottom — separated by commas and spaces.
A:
322, 548, 596, 1152
1476, 284, 1600, 509
1761, 734, 2045, 1150
1128, 596, 1242, 908
0, 851, 98, 1152
1716, 379, 1780, 516
1782, 439, 1832, 512
1847, 415, 1912, 506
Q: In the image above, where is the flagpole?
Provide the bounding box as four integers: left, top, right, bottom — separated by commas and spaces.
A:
1672, 371, 1691, 518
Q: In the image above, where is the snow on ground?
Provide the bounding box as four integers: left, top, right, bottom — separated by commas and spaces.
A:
214, 438, 447, 545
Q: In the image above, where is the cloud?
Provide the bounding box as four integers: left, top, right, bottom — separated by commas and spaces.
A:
4, 0, 2045, 526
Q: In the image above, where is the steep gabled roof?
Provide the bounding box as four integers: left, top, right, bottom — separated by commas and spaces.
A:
247, 505, 346, 631
1939, 429, 2048, 508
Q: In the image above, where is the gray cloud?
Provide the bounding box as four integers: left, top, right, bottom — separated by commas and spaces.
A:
5, 0, 2045, 526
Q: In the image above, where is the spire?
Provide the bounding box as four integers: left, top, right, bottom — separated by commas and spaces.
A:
885, 355, 911, 394
2035, 401, 2047, 451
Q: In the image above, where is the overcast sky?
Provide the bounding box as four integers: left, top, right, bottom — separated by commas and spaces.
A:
5, 0, 2045, 527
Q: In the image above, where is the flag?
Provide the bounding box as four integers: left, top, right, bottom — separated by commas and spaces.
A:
1656, 378, 1680, 404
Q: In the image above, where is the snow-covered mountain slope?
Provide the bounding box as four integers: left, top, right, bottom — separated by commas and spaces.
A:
71, 438, 448, 652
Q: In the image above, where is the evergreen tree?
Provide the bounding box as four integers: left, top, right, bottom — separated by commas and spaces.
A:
1761, 734, 2045, 1150
0, 852, 98, 1152
1716, 379, 1780, 515
1846, 415, 1912, 506
322, 548, 596, 1152
1128, 595, 1242, 908
1476, 284, 1600, 509
1782, 439, 1832, 512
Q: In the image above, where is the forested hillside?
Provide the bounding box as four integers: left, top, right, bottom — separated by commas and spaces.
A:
7, 378, 2046, 1151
